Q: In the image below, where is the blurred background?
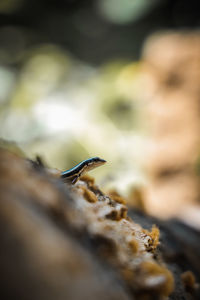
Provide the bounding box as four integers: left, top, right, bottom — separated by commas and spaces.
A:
1, 0, 200, 227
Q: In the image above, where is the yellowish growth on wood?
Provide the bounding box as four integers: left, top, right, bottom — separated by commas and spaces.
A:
181, 271, 196, 290
105, 200, 127, 220
121, 207, 127, 219
142, 225, 160, 251
108, 189, 127, 205
106, 209, 123, 221
80, 174, 95, 186
149, 225, 160, 249
141, 261, 174, 296
128, 239, 139, 254
79, 185, 97, 203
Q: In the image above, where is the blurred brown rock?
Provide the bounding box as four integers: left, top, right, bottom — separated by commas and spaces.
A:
140, 31, 200, 219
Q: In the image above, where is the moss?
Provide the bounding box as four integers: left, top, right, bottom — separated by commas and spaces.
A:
105, 210, 119, 221
80, 174, 95, 186
79, 185, 97, 203
140, 261, 174, 296
149, 225, 160, 249
105, 205, 127, 221
108, 189, 127, 205
128, 239, 139, 254
181, 270, 196, 290
142, 225, 160, 251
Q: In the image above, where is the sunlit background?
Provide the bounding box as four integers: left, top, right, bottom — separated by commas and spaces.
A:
1, 0, 200, 227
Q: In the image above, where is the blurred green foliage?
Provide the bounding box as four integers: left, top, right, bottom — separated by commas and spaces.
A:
1, 0, 198, 193
98, 0, 160, 24
0, 42, 145, 192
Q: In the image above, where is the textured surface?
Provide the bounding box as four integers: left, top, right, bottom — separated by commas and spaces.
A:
0, 148, 199, 299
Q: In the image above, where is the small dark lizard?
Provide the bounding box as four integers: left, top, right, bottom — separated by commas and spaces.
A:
61, 157, 106, 184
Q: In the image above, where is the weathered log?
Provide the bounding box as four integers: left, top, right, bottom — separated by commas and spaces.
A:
0, 148, 199, 299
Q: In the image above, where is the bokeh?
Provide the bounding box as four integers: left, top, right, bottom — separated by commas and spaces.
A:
1, 0, 200, 227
